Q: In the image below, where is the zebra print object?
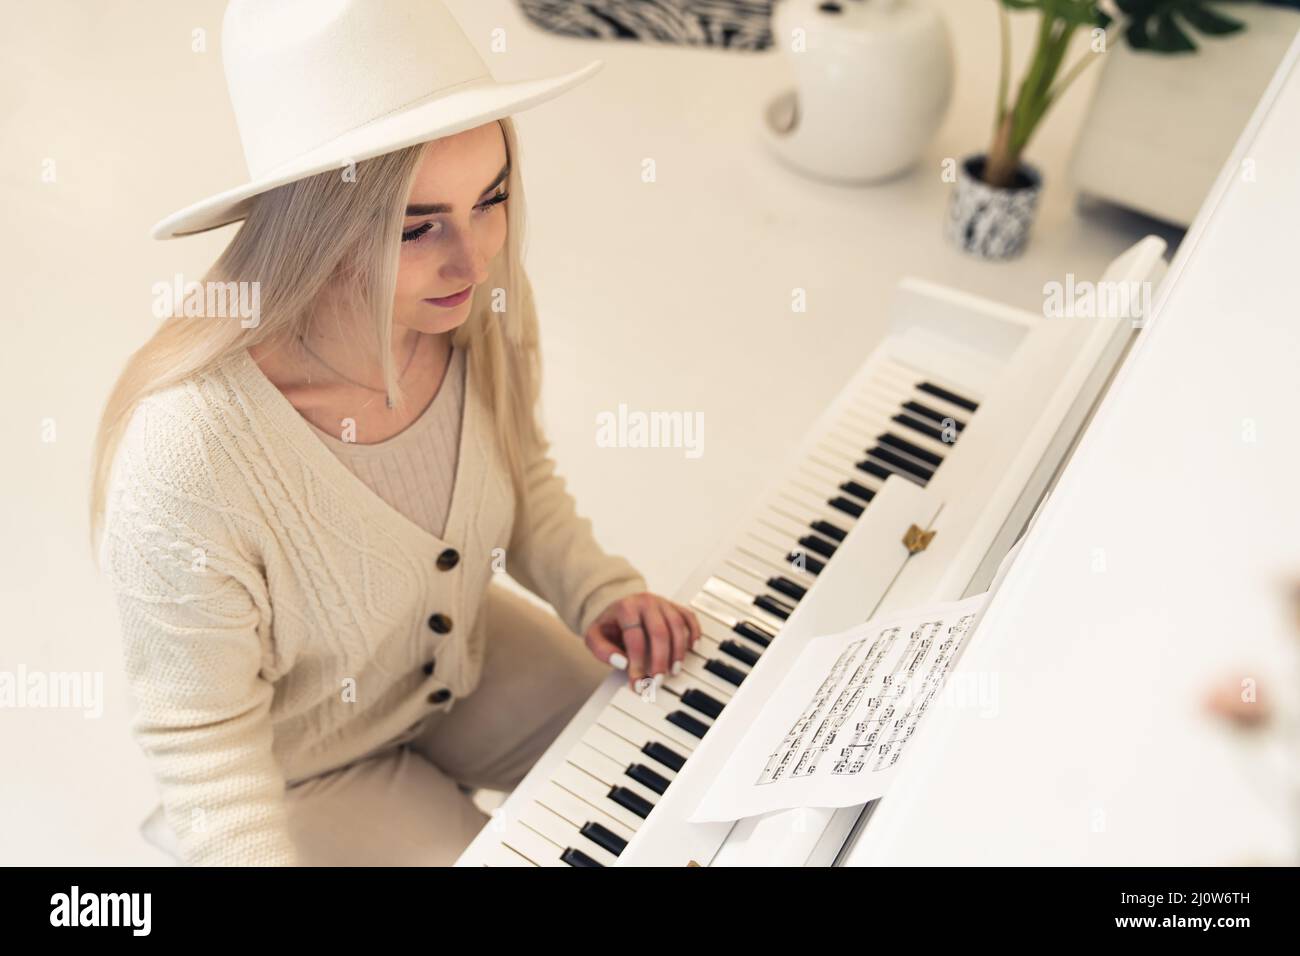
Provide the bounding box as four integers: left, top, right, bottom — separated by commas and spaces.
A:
518, 0, 776, 49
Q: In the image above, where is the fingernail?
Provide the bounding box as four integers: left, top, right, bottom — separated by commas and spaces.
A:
610, 653, 628, 670
653, 672, 665, 687
671, 661, 682, 676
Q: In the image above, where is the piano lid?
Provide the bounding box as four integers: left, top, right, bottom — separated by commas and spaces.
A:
842, 30, 1300, 866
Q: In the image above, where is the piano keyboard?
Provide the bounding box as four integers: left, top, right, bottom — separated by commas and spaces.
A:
465, 359, 982, 867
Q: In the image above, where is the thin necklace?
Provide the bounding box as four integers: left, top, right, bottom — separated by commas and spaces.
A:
297, 332, 420, 410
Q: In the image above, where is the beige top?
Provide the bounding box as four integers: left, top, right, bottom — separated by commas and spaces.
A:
304, 344, 465, 541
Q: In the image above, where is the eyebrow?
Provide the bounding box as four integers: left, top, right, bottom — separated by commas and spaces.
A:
405, 162, 510, 216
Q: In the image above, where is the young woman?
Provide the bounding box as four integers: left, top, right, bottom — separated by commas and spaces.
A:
89, 0, 699, 866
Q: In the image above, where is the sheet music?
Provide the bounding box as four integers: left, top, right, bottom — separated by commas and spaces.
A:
688, 592, 991, 823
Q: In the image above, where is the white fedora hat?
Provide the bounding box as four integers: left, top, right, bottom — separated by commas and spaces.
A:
151, 0, 603, 239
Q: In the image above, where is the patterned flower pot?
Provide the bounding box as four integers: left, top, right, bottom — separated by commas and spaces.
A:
945, 154, 1043, 261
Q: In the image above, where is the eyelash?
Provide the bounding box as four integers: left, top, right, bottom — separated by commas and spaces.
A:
401, 191, 508, 244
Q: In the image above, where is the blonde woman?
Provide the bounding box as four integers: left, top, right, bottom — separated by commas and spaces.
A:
90, 0, 699, 866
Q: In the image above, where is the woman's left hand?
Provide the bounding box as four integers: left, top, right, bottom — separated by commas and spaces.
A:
583, 592, 701, 691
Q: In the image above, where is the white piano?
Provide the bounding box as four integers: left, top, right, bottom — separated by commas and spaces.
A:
457, 33, 1300, 868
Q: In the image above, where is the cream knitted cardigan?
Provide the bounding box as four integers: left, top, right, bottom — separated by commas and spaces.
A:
99, 345, 647, 866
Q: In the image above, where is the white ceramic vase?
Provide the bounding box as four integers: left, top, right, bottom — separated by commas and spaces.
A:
761, 0, 953, 183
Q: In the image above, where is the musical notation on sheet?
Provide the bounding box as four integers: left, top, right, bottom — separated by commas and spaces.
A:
688, 592, 989, 824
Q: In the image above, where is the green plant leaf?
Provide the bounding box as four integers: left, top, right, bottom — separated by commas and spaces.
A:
1151, 11, 1197, 51
1114, 1, 1251, 52
1178, 3, 1246, 35
1124, 14, 1151, 48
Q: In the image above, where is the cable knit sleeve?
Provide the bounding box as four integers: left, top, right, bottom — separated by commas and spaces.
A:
506, 430, 648, 638
99, 394, 299, 866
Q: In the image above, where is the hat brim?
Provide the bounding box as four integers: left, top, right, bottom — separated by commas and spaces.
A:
151, 58, 603, 240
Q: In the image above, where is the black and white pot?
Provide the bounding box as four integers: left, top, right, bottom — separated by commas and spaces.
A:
945, 154, 1043, 261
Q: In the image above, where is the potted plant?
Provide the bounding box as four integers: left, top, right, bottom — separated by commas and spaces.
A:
947, 0, 1258, 260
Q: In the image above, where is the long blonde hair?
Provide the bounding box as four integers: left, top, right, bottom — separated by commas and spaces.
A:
89, 117, 542, 558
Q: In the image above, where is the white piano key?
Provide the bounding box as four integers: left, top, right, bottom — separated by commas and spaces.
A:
661, 666, 732, 702
719, 556, 776, 591
836, 413, 950, 457
809, 448, 854, 474
692, 618, 769, 661
551, 762, 646, 831
768, 497, 842, 532
498, 818, 570, 867
678, 654, 741, 697
902, 386, 976, 423
700, 575, 787, 629
480, 841, 537, 867
731, 541, 817, 581
661, 675, 730, 721
568, 739, 628, 783
776, 483, 834, 513
691, 597, 775, 638
533, 780, 637, 844
860, 449, 927, 486
740, 527, 792, 558
598, 698, 696, 757
786, 473, 845, 502
755, 507, 814, 540
894, 360, 985, 404
690, 589, 757, 630
582, 722, 681, 777
609, 687, 711, 749
570, 741, 662, 809
519, 804, 619, 867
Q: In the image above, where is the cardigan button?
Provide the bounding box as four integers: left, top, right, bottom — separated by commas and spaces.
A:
422, 658, 436, 676
427, 613, 453, 634
436, 547, 460, 571
428, 689, 452, 705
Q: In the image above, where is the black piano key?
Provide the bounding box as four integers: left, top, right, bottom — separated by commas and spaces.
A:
561, 847, 603, 867
828, 495, 864, 518
901, 401, 966, 431
609, 785, 655, 818
786, 550, 825, 575
704, 658, 747, 686
580, 821, 628, 856
856, 459, 893, 483
877, 432, 943, 467
810, 519, 847, 542
797, 534, 837, 559
643, 740, 685, 773
734, 620, 773, 647
918, 381, 978, 412
626, 762, 671, 795
754, 594, 792, 620
867, 446, 934, 482
839, 480, 876, 504
893, 413, 945, 442
719, 639, 761, 667
681, 687, 725, 720
666, 710, 710, 738
767, 575, 807, 601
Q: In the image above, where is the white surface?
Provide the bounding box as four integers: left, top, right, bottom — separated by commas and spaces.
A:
845, 32, 1300, 867
0, 0, 1174, 864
